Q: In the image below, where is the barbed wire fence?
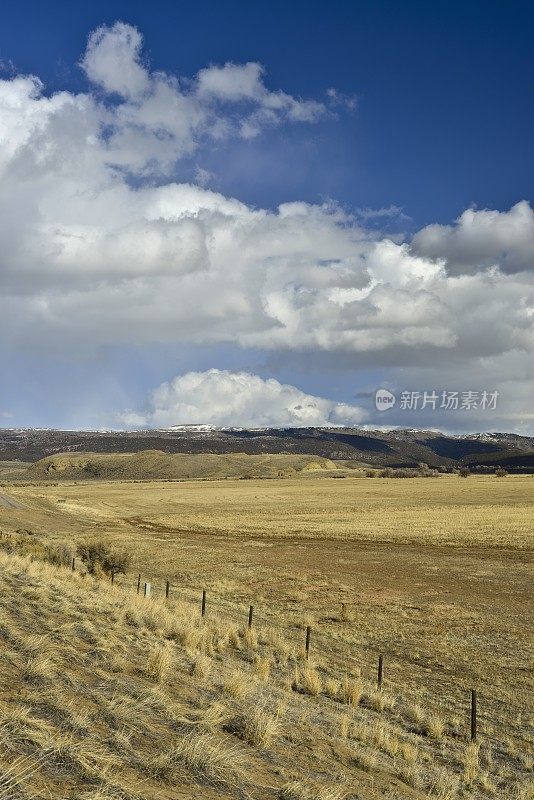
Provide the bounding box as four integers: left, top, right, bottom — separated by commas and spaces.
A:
0, 527, 530, 748
66, 556, 533, 748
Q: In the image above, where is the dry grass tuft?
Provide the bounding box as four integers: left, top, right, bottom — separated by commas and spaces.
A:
48, 734, 120, 781
223, 668, 252, 699
338, 713, 350, 739
152, 732, 246, 788
399, 740, 418, 763
292, 665, 322, 696
514, 782, 534, 800
279, 779, 348, 800
242, 626, 258, 651
424, 712, 446, 739
22, 653, 55, 684
395, 760, 422, 789
253, 654, 271, 682
194, 701, 233, 730
145, 643, 172, 682
345, 716, 404, 759
352, 744, 378, 772
361, 686, 396, 713
262, 628, 297, 666
228, 702, 282, 747
324, 677, 340, 698
404, 700, 426, 726
462, 741, 480, 784
191, 654, 212, 681
369, 720, 400, 757
405, 701, 445, 738
426, 767, 460, 799
0, 751, 50, 797
76, 789, 141, 800
338, 676, 363, 706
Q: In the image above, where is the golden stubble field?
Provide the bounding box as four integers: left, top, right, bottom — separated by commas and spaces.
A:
0, 472, 533, 797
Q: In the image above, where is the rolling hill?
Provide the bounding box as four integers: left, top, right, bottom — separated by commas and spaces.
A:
26, 451, 337, 481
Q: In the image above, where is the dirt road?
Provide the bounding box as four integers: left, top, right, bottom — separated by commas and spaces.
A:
0, 493, 26, 510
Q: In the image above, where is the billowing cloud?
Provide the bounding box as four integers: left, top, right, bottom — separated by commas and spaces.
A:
0, 22, 533, 432
412, 201, 534, 275
121, 369, 366, 428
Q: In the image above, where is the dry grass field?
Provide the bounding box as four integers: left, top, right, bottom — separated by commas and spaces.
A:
0, 471, 532, 798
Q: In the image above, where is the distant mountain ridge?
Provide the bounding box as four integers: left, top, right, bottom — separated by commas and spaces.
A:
1, 427, 534, 472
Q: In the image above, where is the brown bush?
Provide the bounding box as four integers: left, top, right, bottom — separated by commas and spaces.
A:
77, 540, 130, 578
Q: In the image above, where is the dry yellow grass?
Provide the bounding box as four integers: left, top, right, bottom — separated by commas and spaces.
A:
145, 643, 172, 682
3, 473, 533, 548
338, 676, 363, 706
279, 779, 348, 800
228, 699, 282, 747
0, 550, 531, 798
292, 664, 322, 696
0, 472, 532, 799
223, 668, 252, 699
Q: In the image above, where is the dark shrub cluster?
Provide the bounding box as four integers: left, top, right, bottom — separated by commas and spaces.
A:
77, 539, 130, 578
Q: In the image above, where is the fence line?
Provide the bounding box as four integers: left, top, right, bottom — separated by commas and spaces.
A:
1, 532, 526, 739
87, 565, 530, 736
138, 576, 517, 707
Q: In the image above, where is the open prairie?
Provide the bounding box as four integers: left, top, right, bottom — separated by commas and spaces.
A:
0, 472, 532, 798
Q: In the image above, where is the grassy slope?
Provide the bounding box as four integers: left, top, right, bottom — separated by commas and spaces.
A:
26, 452, 339, 482
0, 462, 31, 480
0, 552, 532, 800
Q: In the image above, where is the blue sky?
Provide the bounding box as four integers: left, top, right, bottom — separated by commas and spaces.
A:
3, 0, 533, 225
1, 1, 533, 432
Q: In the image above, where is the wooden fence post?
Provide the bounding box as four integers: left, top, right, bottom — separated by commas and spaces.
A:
137, 574, 141, 594
248, 605, 254, 628
377, 654, 384, 689
165, 580, 170, 600
201, 589, 206, 617
144, 582, 151, 598
111, 571, 114, 585
305, 626, 311, 659
71, 557, 75, 571
470, 689, 477, 741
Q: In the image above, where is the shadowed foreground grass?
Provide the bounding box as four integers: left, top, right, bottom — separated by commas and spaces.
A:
0, 551, 532, 799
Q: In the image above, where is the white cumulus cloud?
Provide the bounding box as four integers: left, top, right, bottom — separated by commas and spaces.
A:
75, 21, 327, 172
81, 21, 150, 98
121, 369, 367, 428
